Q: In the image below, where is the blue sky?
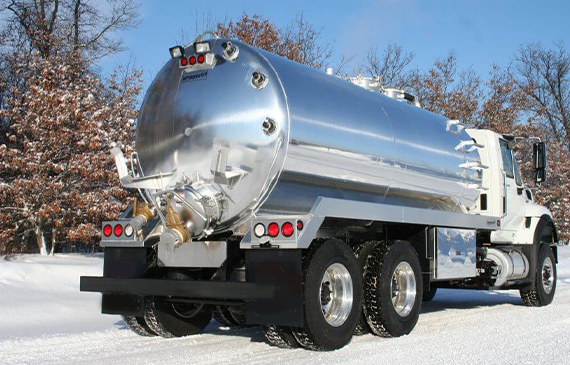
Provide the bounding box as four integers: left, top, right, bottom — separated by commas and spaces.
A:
98, 0, 570, 90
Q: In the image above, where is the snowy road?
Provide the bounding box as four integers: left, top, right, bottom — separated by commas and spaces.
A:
1, 248, 569, 365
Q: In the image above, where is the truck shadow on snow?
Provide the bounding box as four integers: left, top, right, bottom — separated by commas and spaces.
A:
420, 288, 522, 314
114, 289, 523, 342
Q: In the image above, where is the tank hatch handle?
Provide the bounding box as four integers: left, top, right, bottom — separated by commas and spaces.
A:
111, 148, 176, 190
446, 120, 466, 135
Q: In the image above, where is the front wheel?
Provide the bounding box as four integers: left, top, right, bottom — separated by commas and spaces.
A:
520, 244, 557, 307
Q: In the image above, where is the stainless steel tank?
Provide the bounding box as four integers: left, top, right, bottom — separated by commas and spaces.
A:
135, 39, 481, 237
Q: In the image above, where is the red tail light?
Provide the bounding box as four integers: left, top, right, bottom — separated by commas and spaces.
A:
103, 224, 112, 237
197, 54, 205, 64
297, 220, 304, 231
189, 56, 196, 65
267, 222, 279, 237
180, 57, 188, 66
281, 222, 294, 237
114, 224, 123, 237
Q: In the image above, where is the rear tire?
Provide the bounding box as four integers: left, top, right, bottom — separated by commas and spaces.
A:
363, 240, 423, 337
263, 325, 299, 348
423, 287, 437, 302
144, 297, 213, 338
353, 240, 379, 335
292, 239, 362, 351
213, 305, 240, 326
122, 315, 157, 337
520, 244, 557, 307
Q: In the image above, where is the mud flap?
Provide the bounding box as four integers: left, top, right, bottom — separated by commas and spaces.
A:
245, 249, 304, 327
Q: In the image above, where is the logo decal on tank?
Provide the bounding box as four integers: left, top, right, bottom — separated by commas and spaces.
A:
182, 70, 209, 82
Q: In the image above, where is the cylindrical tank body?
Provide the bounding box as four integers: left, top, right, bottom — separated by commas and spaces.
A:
135, 39, 481, 236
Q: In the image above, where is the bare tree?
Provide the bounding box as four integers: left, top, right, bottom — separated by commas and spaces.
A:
364, 44, 415, 89
0, 0, 140, 59
410, 53, 482, 127
216, 12, 332, 70
510, 42, 570, 150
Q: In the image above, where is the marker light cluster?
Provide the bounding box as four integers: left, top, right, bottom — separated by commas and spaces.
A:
103, 223, 134, 238
253, 220, 304, 238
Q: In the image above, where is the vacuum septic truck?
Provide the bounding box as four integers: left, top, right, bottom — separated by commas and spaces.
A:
80, 35, 561, 351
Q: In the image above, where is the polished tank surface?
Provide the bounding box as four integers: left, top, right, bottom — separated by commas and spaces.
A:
135, 39, 482, 236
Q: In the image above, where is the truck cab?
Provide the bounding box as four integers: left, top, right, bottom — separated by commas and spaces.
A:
467, 129, 555, 245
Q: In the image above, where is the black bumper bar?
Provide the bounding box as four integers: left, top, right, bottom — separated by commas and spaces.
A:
80, 276, 276, 301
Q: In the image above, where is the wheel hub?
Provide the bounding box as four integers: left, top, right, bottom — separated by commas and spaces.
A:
390, 261, 417, 317
541, 257, 554, 294
319, 263, 353, 327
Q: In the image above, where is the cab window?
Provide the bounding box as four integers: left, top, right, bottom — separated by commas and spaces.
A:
500, 139, 514, 179
513, 156, 523, 187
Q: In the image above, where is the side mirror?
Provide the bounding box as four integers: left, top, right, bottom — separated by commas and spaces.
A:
533, 142, 547, 184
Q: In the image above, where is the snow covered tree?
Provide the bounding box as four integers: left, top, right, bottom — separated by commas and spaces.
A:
0, 52, 142, 254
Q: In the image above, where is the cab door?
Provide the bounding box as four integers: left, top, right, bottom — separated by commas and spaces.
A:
496, 139, 527, 241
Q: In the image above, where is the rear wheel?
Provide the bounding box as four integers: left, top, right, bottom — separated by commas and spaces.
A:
353, 240, 379, 335
292, 239, 362, 351
122, 315, 157, 337
263, 325, 299, 348
520, 244, 557, 307
364, 240, 423, 337
144, 297, 213, 338
213, 305, 240, 326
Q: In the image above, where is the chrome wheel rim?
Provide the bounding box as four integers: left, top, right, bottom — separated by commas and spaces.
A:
541, 257, 554, 294
391, 261, 417, 317
320, 263, 353, 327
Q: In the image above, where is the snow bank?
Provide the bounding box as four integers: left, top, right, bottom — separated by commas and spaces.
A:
0, 254, 120, 340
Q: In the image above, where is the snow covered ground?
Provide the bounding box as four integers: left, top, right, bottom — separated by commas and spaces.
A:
1, 247, 569, 365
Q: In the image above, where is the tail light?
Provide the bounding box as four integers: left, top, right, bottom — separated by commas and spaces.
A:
197, 54, 205, 64
114, 224, 123, 237
189, 56, 196, 65
281, 222, 294, 237
297, 220, 304, 231
254, 223, 266, 238
180, 57, 188, 67
267, 223, 279, 238
103, 224, 112, 237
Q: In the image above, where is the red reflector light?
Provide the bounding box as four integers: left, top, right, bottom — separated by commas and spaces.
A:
180, 57, 188, 66
267, 223, 279, 237
297, 220, 304, 231
189, 56, 196, 65
282, 222, 294, 237
197, 54, 205, 63
103, 224, 112, 237
114, 224, 123, 237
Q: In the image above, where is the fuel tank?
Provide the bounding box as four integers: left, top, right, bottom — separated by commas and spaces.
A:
136, 39, 481, 237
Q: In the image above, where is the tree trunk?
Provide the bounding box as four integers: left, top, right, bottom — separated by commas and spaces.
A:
33, 218, 48, 256
49, 227, 56, 255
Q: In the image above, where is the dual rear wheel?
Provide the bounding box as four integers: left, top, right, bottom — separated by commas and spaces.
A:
263, 239, 423, 350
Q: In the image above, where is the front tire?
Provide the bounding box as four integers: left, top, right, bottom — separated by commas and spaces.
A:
520, 244, 557, 307
363, 240, 423, 337
292, 239, 362, 351
144, 297, 213, 338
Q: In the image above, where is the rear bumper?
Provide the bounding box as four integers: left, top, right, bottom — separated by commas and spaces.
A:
80, 276, 276, 301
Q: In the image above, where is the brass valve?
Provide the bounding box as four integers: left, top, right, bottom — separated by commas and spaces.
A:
165, 201, 190, 243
